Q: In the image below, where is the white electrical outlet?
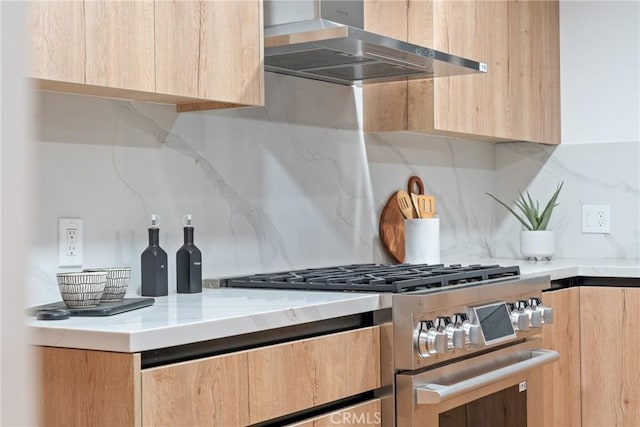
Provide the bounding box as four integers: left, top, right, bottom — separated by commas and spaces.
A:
582, 205, 611, 234
58, 217, 83, 267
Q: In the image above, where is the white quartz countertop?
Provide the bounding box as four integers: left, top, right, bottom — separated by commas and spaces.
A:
27, 258, 639, 353
27, 288, 385, 352
443, 257, 640, 281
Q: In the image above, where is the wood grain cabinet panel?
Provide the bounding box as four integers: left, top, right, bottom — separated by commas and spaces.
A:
27, 1, 85, 84
431, 0, 511, 140
198, 0, 263, 105
84, 0, 155, 92
364, 0, 560, 145
28, 0, 263, 111
508, 0, 561, 145
248, 326, 381, 424
314, 328, 381, 404
154, 0, 201, 98
37, 347, 141, 427
541, 288, 582, 427
248, 338, 316, 423
580, 287, 640, 426
37, 326, 380, 426
141, 352, 250, 426
155, 0, 263, 108
362, 1, 409, 132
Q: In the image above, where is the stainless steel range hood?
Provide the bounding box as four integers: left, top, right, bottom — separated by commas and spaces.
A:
264, 0, 487, 86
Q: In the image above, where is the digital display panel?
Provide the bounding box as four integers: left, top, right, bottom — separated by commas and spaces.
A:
473, 302, 516, 345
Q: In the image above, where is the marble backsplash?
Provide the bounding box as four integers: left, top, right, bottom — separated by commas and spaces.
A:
28, 74, 639, 305
494, 141, 639, 259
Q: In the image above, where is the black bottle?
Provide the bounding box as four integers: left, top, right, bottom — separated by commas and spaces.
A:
141, 214, 168, 296
176, 214, 202, 293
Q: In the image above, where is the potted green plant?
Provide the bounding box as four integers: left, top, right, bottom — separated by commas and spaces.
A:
487, 182, 564, 260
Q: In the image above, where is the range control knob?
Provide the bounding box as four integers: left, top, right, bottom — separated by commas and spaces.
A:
529, 297, 554, 324
434, 316, 450, 331
515, 300, 528, 311
451, 312, 467, 326
453, 312, 481, 345
415, 320, 447, 357
518, 300, 542, 328
509, 303, 530, 331
437, 316, 465, 349
529, 309, 543, 328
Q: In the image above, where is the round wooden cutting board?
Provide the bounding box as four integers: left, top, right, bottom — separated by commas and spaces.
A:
379, 191, 405, 263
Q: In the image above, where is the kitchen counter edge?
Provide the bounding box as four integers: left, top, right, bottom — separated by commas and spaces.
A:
27, 289, 388, 353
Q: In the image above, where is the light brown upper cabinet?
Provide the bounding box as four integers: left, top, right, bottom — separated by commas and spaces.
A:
363, 0, 560, 145
29, 1, 85, 85
28, 0, 264, 112
84, 1, 155, 93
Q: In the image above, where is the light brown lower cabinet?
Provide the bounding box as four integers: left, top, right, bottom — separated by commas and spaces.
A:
543, 285, 640, 427
579, 287, 640, 426
541, 287, 581, 426
142, 351, 250, 426
37, 325, 380, 426
37, 347, 142, 426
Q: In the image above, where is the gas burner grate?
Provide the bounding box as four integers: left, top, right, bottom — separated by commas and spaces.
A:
222, 264, 520, 293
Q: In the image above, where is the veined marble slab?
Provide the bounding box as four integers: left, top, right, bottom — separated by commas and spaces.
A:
29, 77, 638, 310
27, 288, 386, 353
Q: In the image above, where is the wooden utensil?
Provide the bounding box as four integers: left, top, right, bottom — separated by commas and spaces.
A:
425, 195, 436, 218
407, 176, 424, 217
379, 191, 406, 263
396, 191, 414, 219
379, 176, 433, 263
407, 175, 436, 218
408, 176, 425, 194
411, 193, 436, 218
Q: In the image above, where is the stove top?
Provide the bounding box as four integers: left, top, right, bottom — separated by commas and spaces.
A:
222, 264, 520, 293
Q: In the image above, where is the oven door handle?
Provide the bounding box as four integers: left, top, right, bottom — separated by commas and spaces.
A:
415, 349, 559, 404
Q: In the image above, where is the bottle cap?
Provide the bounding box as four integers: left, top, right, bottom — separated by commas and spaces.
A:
150, 214, 161, 228
183, 214, 193, 227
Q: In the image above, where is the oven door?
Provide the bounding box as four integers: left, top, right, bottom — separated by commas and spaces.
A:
396, 339, 559, 427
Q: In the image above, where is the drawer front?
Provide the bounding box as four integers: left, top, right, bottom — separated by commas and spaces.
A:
141, 352, 249, 426
248, 326, 380, 424
141, 326, 380, 426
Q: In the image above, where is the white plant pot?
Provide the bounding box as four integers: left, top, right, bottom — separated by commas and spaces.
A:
520, 230, 555, 261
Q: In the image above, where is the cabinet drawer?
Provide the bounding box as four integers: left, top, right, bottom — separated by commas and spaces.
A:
248, 326, 380, 424
141, 326, 380, 426
287, 398, 382, 427
141, 352, 249, 426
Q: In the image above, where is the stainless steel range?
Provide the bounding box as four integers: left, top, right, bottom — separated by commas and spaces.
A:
224, 263, 558, 426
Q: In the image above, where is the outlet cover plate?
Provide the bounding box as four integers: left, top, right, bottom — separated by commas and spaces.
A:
58, 217, 83, 267
582, 205, 610, 234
